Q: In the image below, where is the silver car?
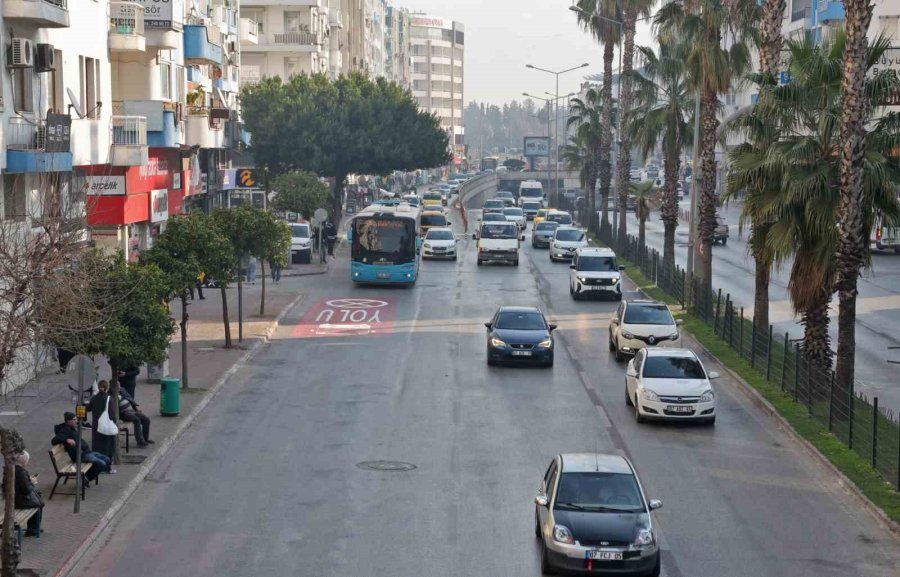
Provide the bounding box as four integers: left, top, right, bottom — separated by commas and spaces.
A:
532, 221, 559, 248
550, 227, 590, 261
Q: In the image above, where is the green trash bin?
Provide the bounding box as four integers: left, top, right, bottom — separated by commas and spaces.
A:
160, 377, 181, 416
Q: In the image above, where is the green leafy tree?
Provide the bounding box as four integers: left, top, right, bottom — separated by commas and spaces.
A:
242, 73, 451, 218
210, 206, 261, 348
250, 210, 291, 316
630, 180, 656, 250
271, 171, 332, 220
567, 88, 608, 232
142, 213, 234, 388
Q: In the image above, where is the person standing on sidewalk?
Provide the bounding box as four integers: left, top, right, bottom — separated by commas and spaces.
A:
117, 366, 140, 400
51, 413, 113, 479
88, 381, 116, 459
269, 259, 282, 284
247, 257, 258, 285
324, 219, 337, 257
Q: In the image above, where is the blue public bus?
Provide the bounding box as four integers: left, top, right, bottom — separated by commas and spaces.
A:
348, 203, 421, 284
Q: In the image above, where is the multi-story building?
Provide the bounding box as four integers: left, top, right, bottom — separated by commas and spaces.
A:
365, 0, 385, 77
341, 0, 366, 74
409, 13, 464, 161
384, 3, 411, 88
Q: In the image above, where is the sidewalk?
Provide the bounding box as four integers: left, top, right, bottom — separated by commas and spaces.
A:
0, 262, 321, 577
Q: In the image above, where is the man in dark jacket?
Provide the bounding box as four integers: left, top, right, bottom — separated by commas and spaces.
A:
117, 366, 140, 399
51, 412, 113, 481
119, 389, 152, 447
324, 220, 338, 256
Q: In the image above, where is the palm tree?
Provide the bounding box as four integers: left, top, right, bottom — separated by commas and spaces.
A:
562, 132, 596, 227
834, 0, 878, 396
656, 0, 759, 304
574, 0, 622, 238
726, 34, 900, 367
615, 0, 656, 246
567, 88, 607, 231
630, 180, 655, 250
626, 40, 694, 272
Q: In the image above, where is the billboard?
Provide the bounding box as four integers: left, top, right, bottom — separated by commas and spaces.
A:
131, 0, 184, 29
524, 136, 551, 158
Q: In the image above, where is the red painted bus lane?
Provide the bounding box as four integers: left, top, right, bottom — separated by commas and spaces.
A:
292, 297, 398, 338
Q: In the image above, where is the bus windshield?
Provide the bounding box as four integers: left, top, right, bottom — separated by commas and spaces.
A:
352, 217, 417, 263
520, 187, 543, 199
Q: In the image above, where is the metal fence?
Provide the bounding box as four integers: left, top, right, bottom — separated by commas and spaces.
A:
599, 227, 900, 490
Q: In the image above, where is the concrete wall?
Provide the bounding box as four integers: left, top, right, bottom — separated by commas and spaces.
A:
457, 173, 497, 232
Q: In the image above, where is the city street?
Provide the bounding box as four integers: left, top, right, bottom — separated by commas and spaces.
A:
625, 201, 900, 412
67, 206, 899, 577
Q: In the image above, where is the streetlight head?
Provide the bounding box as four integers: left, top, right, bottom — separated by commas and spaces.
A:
526, 64, 535, 69
569, 5, 585, 14
581, 63, 590, 68
522, 92, 530, 97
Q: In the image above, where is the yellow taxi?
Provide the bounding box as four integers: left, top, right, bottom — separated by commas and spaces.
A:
420, 209, 450, 236
422, 191, 443, 207
533, 208, 550, 226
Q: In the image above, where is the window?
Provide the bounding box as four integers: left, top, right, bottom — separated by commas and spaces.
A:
454, 30, 464, 45
79, 56, 102, 118
159, 61, 172, 100
285, 57, 301, 78
284, 11, 302, 33
175, 66, 185, 104
642, 356, 707, 380
48, 49, 64, 113
3, 175, 28, 221
12, 69, 34, 113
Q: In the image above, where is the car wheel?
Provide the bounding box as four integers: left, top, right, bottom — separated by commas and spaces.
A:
626, 383, 633, 406
534, 513, 541, 538
540, 541, 555, 575
452, 255, 458, 261
615, 292, 623, 301
634, 395, 645, 423
477, 258, 483, 266
648, 551, 661, 577
513, 259, 519, 266
608, 334, 616, 351
614, 340, 625, 362
545, 355, 554, 368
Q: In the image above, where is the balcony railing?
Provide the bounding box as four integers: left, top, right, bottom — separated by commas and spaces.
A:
7, 118, 50, 151
111, 116, 147, 146
273, 31, 319, 46
109, 2, 144, 37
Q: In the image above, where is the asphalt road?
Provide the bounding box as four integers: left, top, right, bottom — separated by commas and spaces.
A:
70, 206, 899, 577
623, 200, 900, 412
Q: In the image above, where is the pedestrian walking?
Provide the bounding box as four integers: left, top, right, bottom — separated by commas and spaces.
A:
88, 381, 116, 459
324, 220, 337, 257
247, 257, 258, 284
269, 259, 282, 284
189, 271, 206, 300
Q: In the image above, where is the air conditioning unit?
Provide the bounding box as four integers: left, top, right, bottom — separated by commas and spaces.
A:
35, 43, 55, 73
8, 38, 35, 68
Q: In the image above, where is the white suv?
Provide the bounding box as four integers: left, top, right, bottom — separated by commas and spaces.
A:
609, 300, 681, 361
569, 247, 623, 300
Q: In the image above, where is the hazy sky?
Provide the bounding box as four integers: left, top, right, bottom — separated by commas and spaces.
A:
403, 0, 656, 105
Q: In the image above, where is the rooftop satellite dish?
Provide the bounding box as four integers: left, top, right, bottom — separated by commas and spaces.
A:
67, 88, 84, 119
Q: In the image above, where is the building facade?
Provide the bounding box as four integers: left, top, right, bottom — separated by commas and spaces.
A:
384, 3, 411, 88
409, 13, 465, 161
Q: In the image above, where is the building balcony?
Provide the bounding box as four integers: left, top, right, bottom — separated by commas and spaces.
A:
214, 65, 240, 93
6, 118, 72, 174
241, 0, 321, 6
247, 31, 322, 52
3, 0, 69, 28
109, 2, 145, 53
240, 18, 259, 45
115, 100, 182, 148
817, 1, 845, 23
184, 24, 223, 65
185, 108, 228, 149
329, 9, 343, 29
110, 116, 148, 166
240, 65, 262, 87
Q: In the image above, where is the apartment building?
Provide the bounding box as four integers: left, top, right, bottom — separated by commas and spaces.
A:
384, 3, 411, 88
409, 13, 465, 161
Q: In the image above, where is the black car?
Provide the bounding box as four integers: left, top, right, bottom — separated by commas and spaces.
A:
535, 454, 662, 576
485, 306, 556, 367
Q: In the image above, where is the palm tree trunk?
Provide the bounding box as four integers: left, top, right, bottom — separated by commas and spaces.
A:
661, 140, 680, 271
753, 251, 771, 332
800, 283, 834, 369
834, 0, 874, 400
220, 285, 232, 349
617, 9, 637, 246
599, 41, 615, 239
697, 88, 720, 300
638, 216, 646, 250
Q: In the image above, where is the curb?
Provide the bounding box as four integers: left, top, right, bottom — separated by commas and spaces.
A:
53, 291, 307, 577
625, 275, 899, 541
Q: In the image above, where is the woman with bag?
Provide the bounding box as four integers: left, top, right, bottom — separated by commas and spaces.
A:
89, 380, 117, 459
11, 451, 43, 536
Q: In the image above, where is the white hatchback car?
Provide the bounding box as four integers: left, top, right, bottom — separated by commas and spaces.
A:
609, 300, 681, 361
626, 348, 719, 425
549, 227, 589, 262
421, 227, 457, 260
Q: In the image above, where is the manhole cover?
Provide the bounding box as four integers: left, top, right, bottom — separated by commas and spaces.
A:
356, 460, 416, 472
120, 454, 147, 465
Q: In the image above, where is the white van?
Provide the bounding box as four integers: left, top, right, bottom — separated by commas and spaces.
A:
518, 180, 545, 207
474, 222, 524, 266
289, 222, 313, 264
872, 212, 900, 253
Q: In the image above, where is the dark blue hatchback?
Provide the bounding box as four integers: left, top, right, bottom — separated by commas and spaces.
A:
485, 306, 557, 367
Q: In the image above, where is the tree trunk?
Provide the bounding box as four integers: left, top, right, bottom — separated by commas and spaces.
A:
108, 360, 122, 465
697, 87, 720, 297
617, 9, 637, 246
661, 137, 680, 271
638, 217, 646, 250
259, 259, 266, 317
800, 283, 834, 368
759, 0, 787, 78
599, 41, 614, 237
752, 235, 771, 331
0, 429, 22, 577
180, 292, 189, 389
332, 175, 346, 222
220, 285, 232, 349
834, 0, 874, 400
600, 191, 610, 240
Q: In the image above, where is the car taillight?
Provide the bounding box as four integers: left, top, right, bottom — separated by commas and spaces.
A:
876, 228, 882, 240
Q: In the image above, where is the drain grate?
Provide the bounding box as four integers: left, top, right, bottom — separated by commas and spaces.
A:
356, 460, 416, 472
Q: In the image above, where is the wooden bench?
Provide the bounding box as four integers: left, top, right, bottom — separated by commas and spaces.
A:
0, 498, 40, 546
48, 445, 96, 500
119, 424, 131, 453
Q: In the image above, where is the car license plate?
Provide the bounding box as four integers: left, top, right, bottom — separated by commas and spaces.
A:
376, 272, 391, 279
666, 405, 693, 413
587, 550, 622, 561
433, 247, 445, 252
511, 350, 532, 357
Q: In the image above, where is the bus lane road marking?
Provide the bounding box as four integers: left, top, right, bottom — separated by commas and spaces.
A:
292, 297, 398, 338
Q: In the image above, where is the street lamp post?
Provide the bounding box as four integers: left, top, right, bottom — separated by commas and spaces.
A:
524, 93, 554, 196
526, 62, 589, 208
546, 91, 576, 207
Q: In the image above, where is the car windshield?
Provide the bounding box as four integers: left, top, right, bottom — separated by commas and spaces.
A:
548, 213, 573, 225
424, 193, 441, 201
421, 215, 448, 227
523, 202, 542, 211
291, 224, 310, 238
555, 472, 644, 512
484, 200, 504, 209
480, 224, 518, 239
503, 208, 523, 216
483, 213, 507, 221
623, 304, 673, 325
578, 256, 617, 271
642, 356, 707, 379
426, 229, 454, 241
495, 311, 546, 330
496, 192, 514, 198
535, 222, 559, 232
555, 229, 585, 242
521, 187, 542, 198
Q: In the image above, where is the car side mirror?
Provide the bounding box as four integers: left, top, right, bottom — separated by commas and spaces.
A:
535, 494, 549, 507
611, 318, 619, 325
675, 319, 684, 326
648, 499, 662, 510
618, 265, 625, 271
447, 221, 452, 225
708, 371, 721, 380
484, 322, 492, 330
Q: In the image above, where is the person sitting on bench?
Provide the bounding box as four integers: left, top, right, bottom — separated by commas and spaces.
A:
51, 412, 113, 480
5, 451, 43, 536
118, 389, 153, 448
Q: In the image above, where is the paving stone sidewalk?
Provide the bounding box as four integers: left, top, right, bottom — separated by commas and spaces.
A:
0, 263, 319, 577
